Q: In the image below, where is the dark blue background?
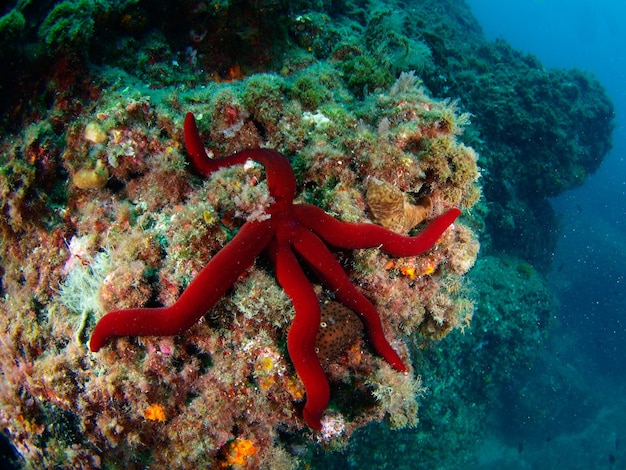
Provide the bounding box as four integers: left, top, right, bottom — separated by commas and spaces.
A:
468, 0, 625, 379
466, 1, 625, 467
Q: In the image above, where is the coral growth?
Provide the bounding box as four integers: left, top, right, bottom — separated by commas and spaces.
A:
0, 68, 480, 465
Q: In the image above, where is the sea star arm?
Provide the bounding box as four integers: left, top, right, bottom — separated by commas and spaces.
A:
291, 226, 407, 372
89, 219, 275, 352
271, 239, 330, 431
184, 113, 296, 205
294, 204, 461, 256
184, 111, 219, 176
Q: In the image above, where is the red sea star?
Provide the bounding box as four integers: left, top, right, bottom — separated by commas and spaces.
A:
89, 112, 461, 430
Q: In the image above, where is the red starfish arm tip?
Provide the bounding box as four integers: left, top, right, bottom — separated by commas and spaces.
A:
295, 204, 461, 257
90, 306, 176, 352
184, 112, 215, 176
292, 226, 407, 372
272, 241, 330, 430
90, 219, 274, 352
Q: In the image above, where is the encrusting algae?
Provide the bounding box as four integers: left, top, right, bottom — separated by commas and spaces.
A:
220, 439, 258, 468
144, 404, 166, 422
0, 3, 490, 469
0, 69, 480, 468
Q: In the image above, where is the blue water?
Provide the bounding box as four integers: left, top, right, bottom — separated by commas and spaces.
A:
467, 0, 626, 467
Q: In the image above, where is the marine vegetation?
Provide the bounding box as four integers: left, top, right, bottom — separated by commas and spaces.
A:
0, 62, 480, 470
0, 0, 613, 468
89, 112, 461, 430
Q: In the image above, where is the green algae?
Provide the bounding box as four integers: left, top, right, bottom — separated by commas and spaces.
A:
341, 54, 394, 97
291, 75, 332, 110
0, 9, 26, 42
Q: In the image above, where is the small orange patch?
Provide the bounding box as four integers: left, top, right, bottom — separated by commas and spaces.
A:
213, 64, 246, 83
257, 376, 276, 392
346, 342, 363, 365
223, 439, 258, 467
285, 375, 305, 401
144, 404, 166, 422
420, 262, 436, 276
400, 265, 417, 279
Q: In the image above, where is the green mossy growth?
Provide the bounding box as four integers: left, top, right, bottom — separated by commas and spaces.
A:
242, 74, 285, 127
341, 55, 393, 97
291, 75, 331, 110
37, 0, 143, 58
0, 9, 26, 42
38, 1, 97, 55
516, 261, 535, 279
